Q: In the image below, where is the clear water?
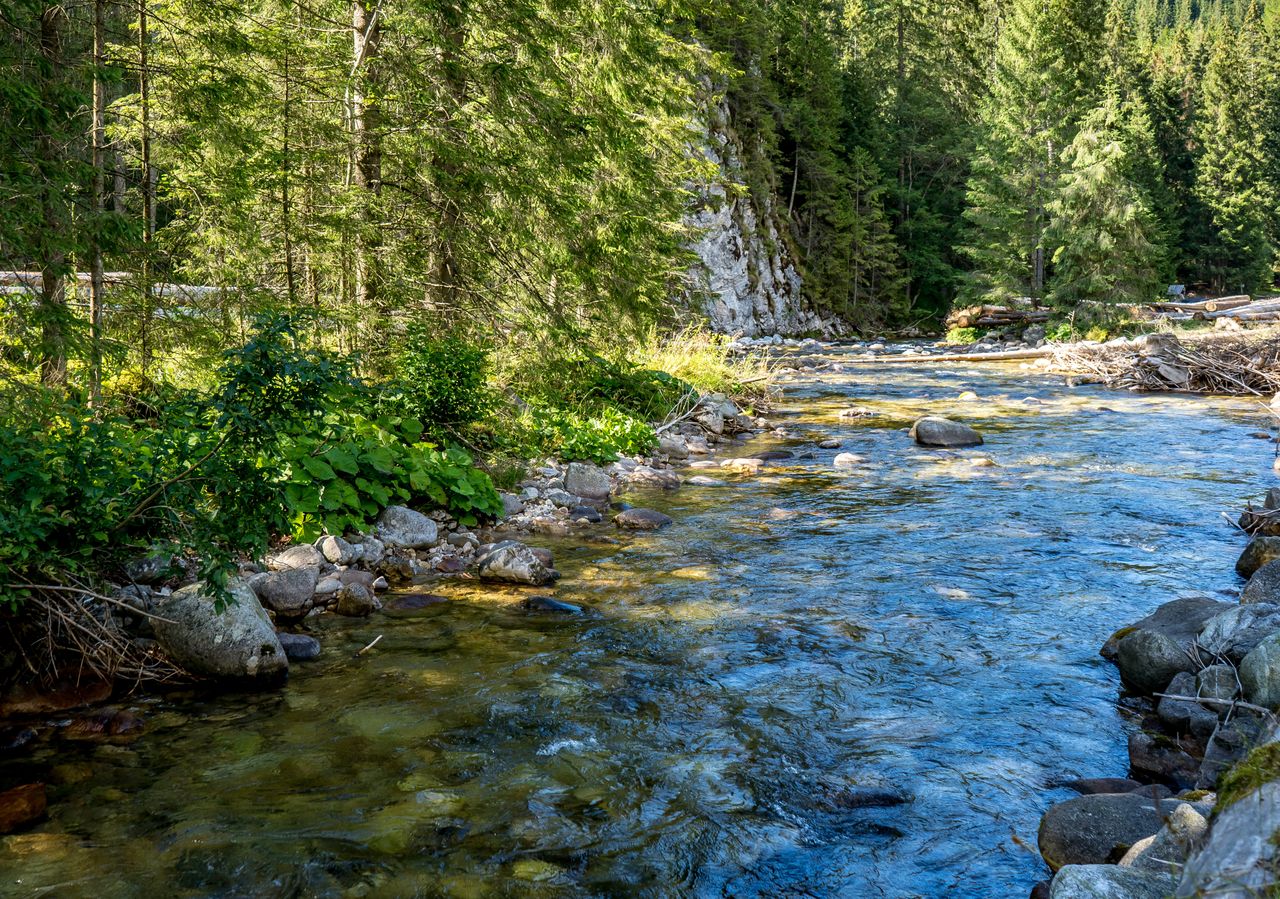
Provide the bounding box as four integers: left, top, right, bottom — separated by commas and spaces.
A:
1, 353, 1273, 898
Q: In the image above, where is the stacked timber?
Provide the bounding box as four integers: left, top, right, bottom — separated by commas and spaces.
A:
1150, 295, 1251, 315
945, 304, 1052, 329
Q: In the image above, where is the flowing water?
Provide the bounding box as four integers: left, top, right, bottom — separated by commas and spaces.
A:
1, 350, 1275, 898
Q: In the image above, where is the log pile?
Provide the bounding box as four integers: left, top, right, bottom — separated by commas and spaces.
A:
1050, 332, 1280, 395
945, 304, 1052, 330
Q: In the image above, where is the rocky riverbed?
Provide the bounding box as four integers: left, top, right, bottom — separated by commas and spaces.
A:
1, 341, 1278, 896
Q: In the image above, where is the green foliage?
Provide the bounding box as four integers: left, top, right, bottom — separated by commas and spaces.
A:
381, 330, 492, 433
945, 327, 981, 344
508, 404, 657, 465
1216, 741, 1280, 810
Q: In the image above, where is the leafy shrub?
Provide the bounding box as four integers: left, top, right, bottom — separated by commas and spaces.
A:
945, 326, 981, 344
1044, 322, 1074, 342
382, 328, 492, 431
502, 403, 657, 464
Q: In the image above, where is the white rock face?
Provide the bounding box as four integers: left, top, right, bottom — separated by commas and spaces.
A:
688, 109, 832, 337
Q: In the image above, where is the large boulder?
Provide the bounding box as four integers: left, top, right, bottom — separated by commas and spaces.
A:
614, 508, 673, 531
152, 580, 288, 682
317, 534, 357, 565
1109, 597, 1232, 693
910, 416, 983, 448
476, 541, 559, 586
251, 568, 317, 619
1050, 864, 1176, 899
376, 505, 438, 549
1241, 633, 1280, 708
1118, 801, 1208, 873
1038, 793, 1192, 870
1176, 780, 1280, 897
1237, 536, 1280, 579
564, 462, 612, 501
1243, 560, 1280, 604
269, 543, 324, 571
1156, 672, 1218, 739
1198, 604, 1280, 663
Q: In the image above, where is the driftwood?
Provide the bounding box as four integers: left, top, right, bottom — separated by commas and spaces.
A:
1152, 295, 1251, 314
846, 348, 1052, 364
945, 304, 1051, 330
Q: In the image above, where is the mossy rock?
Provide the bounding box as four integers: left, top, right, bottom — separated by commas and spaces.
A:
1218, 742, 1280, 811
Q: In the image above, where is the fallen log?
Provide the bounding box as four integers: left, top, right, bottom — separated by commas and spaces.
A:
845, 348, 1053, 364
1152, 295, 1251, 313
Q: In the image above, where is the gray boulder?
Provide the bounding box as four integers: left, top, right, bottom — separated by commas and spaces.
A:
500, 493, 524, 518
476, 541, 559, 586
1156, 672, 1219, 739
614, 508, 673, 531
152, 580, 287, 681
1050, 865, 1176, 899
1198, 604, 1280, 663
351, 534, 385, 566
269, 543, 324, 571
543, 489, 583, 509
335, 583, 376, 617
251, 568, 318, 619
1038, 792, 1188, 870
1197, 664, 1241, 707
564, 462, 612, 501
626, 466, 681, 489
1109, 597, 1232, 693
317, 535, 357, 565
1118, 801, 1208, 873
1241, 633, 1280, 708
1243, 559, 1280, 604
376, 505, 438, 549
1176, 781, 1280, 897
1237, 536, 1280, 579
659, 436, 689, 459
277, 632, 321, 662
124, 554, 178, 585
1129, 731, 1201, 788
909, 416, 983, 448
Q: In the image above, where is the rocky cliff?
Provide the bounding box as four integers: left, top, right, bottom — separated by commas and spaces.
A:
688, 115, 834, 337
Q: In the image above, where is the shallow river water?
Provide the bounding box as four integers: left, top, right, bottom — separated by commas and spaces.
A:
2, 351, 1276, 898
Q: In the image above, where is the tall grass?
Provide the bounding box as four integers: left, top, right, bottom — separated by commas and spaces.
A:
632, 325, 776, 408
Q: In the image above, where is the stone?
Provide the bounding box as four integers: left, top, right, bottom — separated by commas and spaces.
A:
543, 489, 583, 509
1197, 664, 1240, 707
376, 505, 439, 549
818, 438, 842, 449
1118, 802, 1207, 873
1198, 714, 1267, 789
1175, 780, 1280, 897
1241, 632, 1280, 708
1110, 597, 1233, 693
720, 457, 764, 472
687, 476, 727, 487
1199, 604, 1280, 663
152, 580, 288, 682
751, 450, 793, 461
910, 416, 983, 448
1038, 793, 1192, 870
626, 466, 681, 489
382, 594, 448, 613
1065, 778, 1146, 795
335, 584, 376, 617
1049, 864, 1175, 899
1157, 672, 1219, 739
500, 493, 524, 517
277, 632, 321, 662
0, 679, 112, 716
61, 709, 143, 741
317, 535, 357, 565
531, 518, 571, 537
1128, 732, 1200, 788
697, 408, 725, 435
614, 508, 673, 531
520, 595, 582, 614
568, 506, 603, 524
354, 535, 385, 566
1237, 536, 1280, 579
269, 543, 324, 571
564, 462, 612, 500
659, 436, 690, 459
476, 541, 559, 586
686, 435, 711, 454
123, 555, 177, 585
833, 452, 862, 468
1024, 324, 1047, 344
338, 569, 377, 590
0, 784, 46, 834
1243, 559, 1280, 604
315, 576, 342, 595
252, 568, 318, 619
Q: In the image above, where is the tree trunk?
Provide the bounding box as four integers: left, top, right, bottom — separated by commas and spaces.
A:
89, 0, 107, 408
352, 0, 382, 311
37, 5, 68, 388
139, 0, 155, 377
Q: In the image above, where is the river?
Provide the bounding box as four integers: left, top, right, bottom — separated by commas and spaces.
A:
0, 350, 1272, 898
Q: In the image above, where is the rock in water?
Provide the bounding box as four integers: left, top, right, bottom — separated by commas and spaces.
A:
277, 632, 321, 662
1241, 633, 1280, 708
614, 508, 674, 531
1198, 604, 1280, 664
1237, 536, 1280, 579
1242, 559, 1280, 604
1049, 864, 1175, 898
152, 580, 288, 682
564, 462, 612, 501
251, 568, 317, 619
0, 784, 46, 833
335, 583, 376, 617
1175, 781, 1280, 897
910, 416, 984, 448
476, 541, 559, 586
376, 505, 438, 549
1109, 597, 1232, 693
1038, 793, 1190, 870
520, 595, 582, 614
1118, 802, 1207, 872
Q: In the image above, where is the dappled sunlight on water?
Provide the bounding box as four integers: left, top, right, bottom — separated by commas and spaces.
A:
1, 352, 1276, 897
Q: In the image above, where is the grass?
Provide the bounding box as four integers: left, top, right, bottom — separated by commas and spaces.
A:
632, 324, 776, 409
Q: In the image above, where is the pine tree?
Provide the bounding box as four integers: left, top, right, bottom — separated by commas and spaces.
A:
1048, 87, 1165, 308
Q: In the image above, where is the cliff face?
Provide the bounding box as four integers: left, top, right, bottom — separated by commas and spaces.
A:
687, 118, 834, 337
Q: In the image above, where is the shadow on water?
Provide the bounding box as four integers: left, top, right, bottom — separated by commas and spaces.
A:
0, 355, 1275, 897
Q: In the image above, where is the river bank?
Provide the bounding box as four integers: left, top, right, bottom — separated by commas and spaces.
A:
0, 343, 1277, 895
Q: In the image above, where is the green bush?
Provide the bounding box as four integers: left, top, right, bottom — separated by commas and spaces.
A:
383, 329, 492, 431
500, 403, 657, 464
945, 326, 981, 344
